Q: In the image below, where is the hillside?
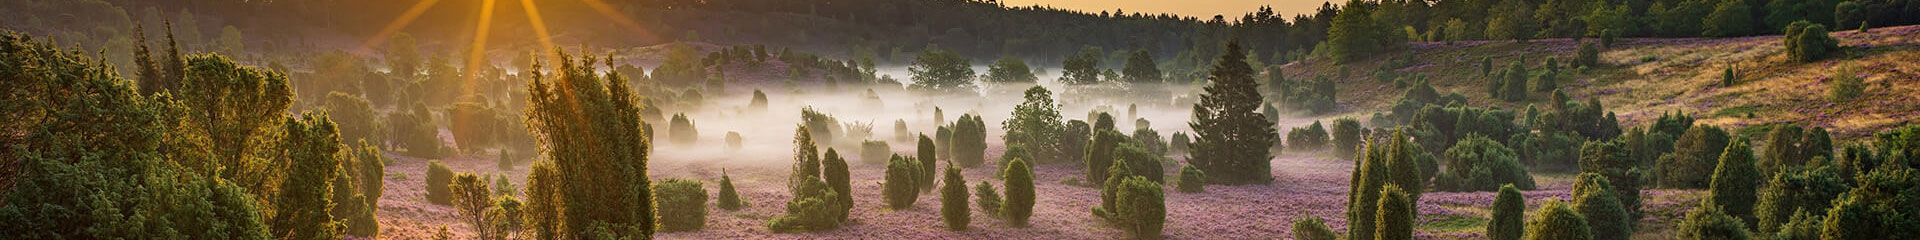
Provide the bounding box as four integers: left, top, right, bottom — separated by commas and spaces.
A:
1282, 25, 1920, 139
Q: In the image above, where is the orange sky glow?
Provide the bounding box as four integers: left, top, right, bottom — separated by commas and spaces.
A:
998, 0, 1335, 20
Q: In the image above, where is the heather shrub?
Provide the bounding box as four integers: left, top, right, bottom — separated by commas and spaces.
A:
1489, 184, 1526, 240
669, 113, 698, 145
1709, 139, 1760, 226
884, 154, 922, 209
426, 160, 455, 205
861, 140, 891, 165
1524, 200, 1592, 240
1116, 176, 1166, 239
823, 149, 852, 221
1572, 173, 1631, 240
1177, 165, 1205, 193
1436, 134, 1534, 191
717, 170, 748, 210
975, 181, 1003, 219
1003, 157, 1036, 226
1678, 201, 1752, 240
941, 164, 970, 230
654, 178, 708, 232
1291, 215, 1339, 240
1287, 120, 1332, 151
1659, 125, 1731, 189
1333, 118, 1365, 159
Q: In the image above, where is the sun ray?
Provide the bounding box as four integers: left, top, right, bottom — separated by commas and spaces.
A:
518, 0, 560, 67
357, 0, 443, 53
464, 0, 499, 97
579, 0, 664, 44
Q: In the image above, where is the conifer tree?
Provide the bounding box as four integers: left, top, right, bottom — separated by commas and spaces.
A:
1572, 173, 1632, 240
1525, 200, 1592, 240
1660, 125, 1732, 188
1116, 176, 1166, 239
1754, 166, 1846, 234
1087, 129, 1127, 185
1709, 139, 1761, 226
1374, 185, 1415, 240
451, 173, 496, 239
1679, 201, 1752, 240
1177, 165, 1206, 193
1333, 118, 1365, 159
654, 178, 709, 232
522, 51, 654, 237
941, 163, 971, 230
1189, 40, 1278, 185
920, 134, 939, 192
1759, 125, 1805, 180
885, 155, 922, 209
1329, 0, 1382, 62
718, 169, 747, 210
427, 160, 455, 205
1004, 157, 1036, 227
975, 181, 1003, 219
1005, 86, 1066, 163
1293, 215, 1340, 240
271, 113, 344, 240
1122, 50, 1163, 84
1489, 185, 1527, 240
792, 125, 822, 195
823, 149, 852, 221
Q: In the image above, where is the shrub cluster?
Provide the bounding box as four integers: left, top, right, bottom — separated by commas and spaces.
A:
1332, 118, 1366, 159
951, 114, 989, 167
884, 154, 922, 209
1085, 129, 1128, 185
725, 131, 743, 151
1133, 124, 1168, 155
1708, 138, 1760, 225
1489, 185, 1526, 240
974, 181, 1003, 220
1524, 200, 1592, 240
1115, 144, 1166, 183
941, 164, 971, 230
426, 160, 455, 205
1754, 166, 1846, 234
389, 103, 449, 158
823, 149, 852, 221
1577, 139, 1646, 219
1291, 215, 1339, 240
1572, 173, 1632, 240
1287, 121, 1332, 151
654, 178, 709, 232
861, 140, 892, 165
1658, 125, 1731, 189
1677, 201, 1751, 240
1169, 132, 1190, 153
1784, 21, 1841, 63
767, 177, 844, 232
1435, 135, 1535, 191
1115, 177, 1166, 239
717, 170, 748, 210
1002, 158, 1036, 227
1177, 165, 1206, 193
669, 113, 698, 145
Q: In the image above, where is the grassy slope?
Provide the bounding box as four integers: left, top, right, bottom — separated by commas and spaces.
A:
1280, 25, 1920, 140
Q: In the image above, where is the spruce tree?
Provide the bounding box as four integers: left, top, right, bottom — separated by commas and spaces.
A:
941, 163, 971, 230
1489, 185, 1527, 240
1189, 40, 1278, 185
1003, 157, 1036, 227
1709, 139, 1761, 226
823, 149, 852, 221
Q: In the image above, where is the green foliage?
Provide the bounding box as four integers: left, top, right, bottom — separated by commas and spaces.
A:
1819, 167, 1918, 240
920, 134, 939, 192
270, 113, 344, 240
1350, 130, 1426, 240
1498, 60, 1529, 102
1087, 129, 1128, 185
1177, 165, 1206, 193
1116, 177, 1167, 239
1273, 75, 1339, 114
1572, 173, 1632, 240
885, 154, 922, 209
1333, 118, 1366, 159
326, 92, 382, 144
654, 178, 709, 232
1710, 139, 1762, 225
1063, 120, 1093, 163
823, 149, 852, 221
952, 114, 989, 167
1489, 185, 1527, 240
1329, 0, 1403, 62
1829, 65, 1864, 101
389, 103, 447, 158
791, 125, 823, 195
179, 53, 295, 180
426, 160, 455, 205
1189, 41, 1278, 185
1834, 1, 1866, 29
1122, 50, 1163, 84
861, 140, 892, 165
1292, 215, 1340, 240
986, 56, 1037, 83
1785, 21, 1841, 63
1003, 157, 1036, 227
1004, 86, 1066, 163
523, 52, 655, 237
1679, 202, 1753, 240
1703, 0, 1756, 37
1287, 121, 1332, 151
1773, 209, 1823, 240
1060, 46, 1103, 84
1525, 200, 1592, 240
974, 181, 1004, 220
1660, 125, 1732, 189
1133, 125, 1168, 156
448, 102, 501, 152
451, 173, 498, 239
767, 177, 844, 233
1575, 41, 1601, 68
908, 47, 975, 91
1170, 132, 1191, 153
1116, 143, 1166, 183
717, 170, 747, 210
1759, 125, 1806, 180
1375, 185, 1416, 240
941, 164, 971, 230
669, 113, 698, 145
1437, 135, 1535, 191
1754, 166, 1848, 234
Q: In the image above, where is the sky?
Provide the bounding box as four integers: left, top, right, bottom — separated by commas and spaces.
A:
998, 0, 1334, 20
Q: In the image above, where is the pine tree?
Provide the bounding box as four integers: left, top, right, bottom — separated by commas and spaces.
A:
1374, 185, 1415, 240
522, 51, 654, 236
941, 163, 971, 230
1189, 40, 1278, 185
1489, 185, 1527, 240
1709, 139, 1761, 226
823, 149, 852, 221
1003, 157, 1036, 227
1525, 200, 1592, 240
